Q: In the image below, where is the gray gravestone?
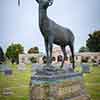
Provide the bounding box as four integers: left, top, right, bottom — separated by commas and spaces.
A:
0, 64, 12, 75
4, 68, 12, 76
81, 63, 91, 73
63, 63, 73, 72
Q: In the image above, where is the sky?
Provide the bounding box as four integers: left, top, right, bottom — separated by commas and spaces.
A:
0, 0, 100, 53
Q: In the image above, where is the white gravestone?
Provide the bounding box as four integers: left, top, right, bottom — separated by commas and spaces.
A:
18, 63, 26, 71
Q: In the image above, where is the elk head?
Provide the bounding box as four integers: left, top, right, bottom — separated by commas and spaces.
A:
35, 0, 54, 8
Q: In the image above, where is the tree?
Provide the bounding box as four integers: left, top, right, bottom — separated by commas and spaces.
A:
30, 57, 37, 63
86, 30, 100, 52
28, 46, 39, 54
6, 43, 24, 64
79, 46, 89, 52
0, 46, 5, 64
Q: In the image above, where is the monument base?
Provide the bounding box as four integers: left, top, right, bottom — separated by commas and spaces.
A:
30, 67, 90, 100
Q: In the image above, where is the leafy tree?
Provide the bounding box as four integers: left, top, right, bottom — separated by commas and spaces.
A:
0, 46, 5, 64
79, 46, 89, 52
86, 30, 100, 52
6, 43, 24, 64
30, 57, 37, 63
28, 46, 39, 54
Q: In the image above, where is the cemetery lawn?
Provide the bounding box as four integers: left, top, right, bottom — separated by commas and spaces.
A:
84, 66, 100, 100
0, 64, 32, 100
0, 64, 100, 100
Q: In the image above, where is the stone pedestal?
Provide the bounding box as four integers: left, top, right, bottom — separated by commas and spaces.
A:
30, 67, 90, 100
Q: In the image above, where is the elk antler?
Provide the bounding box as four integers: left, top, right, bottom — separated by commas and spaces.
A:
36, 0, 39, 3
18, 0, 20, 6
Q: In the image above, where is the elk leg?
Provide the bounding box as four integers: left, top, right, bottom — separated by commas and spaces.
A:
50, 43, 53, 64
69, 44, 75, 69
48, 36, 53, 65
45, 40, 49, 66
60, 46, 67, 68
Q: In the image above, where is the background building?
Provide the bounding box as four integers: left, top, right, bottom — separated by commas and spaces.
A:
75, 52, 100, 63
19, 53, 44, 64
19, 47, 100, 64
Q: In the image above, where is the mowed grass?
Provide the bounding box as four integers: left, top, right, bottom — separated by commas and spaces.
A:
84, 66, 100, 100
0, 64, 32, 100
0, 64, 100, 100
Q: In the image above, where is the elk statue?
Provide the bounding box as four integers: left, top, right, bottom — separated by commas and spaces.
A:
36, 0, 75, 69
35, 0, 75, 69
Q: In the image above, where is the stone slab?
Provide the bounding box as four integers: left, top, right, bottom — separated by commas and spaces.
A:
30, 72, 90, 100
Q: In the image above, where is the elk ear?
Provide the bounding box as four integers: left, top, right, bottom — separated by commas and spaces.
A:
48, 0, 53, 6
36, 0, 39, 3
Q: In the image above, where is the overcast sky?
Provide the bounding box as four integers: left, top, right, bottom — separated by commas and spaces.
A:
0, 0, 100, 53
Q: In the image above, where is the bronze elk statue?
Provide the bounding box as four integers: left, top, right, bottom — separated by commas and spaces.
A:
18, 0, 75, 69
35, 0, 75, 69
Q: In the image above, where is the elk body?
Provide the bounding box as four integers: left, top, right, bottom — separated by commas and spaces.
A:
35, 0, 75, 69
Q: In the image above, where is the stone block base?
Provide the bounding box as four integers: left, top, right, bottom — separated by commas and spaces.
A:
30, 72, 90, 100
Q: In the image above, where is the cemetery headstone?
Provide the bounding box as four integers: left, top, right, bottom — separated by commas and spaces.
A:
4, 68, 12, 75
81, 63, 91, 73
63, 63, 73, 72
18, 63, 26, 71
0, 64, 12, 75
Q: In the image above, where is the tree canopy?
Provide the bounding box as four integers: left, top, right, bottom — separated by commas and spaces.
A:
30, 57, 37, 63
0, 46, 5, 64
79, 46, 89, 52
6, 43, 24, 64
28, 46, 39, 54
86, 30, 100, 52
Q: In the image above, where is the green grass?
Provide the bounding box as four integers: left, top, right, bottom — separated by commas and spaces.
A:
0, 64, 32, 100
84, 66, 100, 100
0, 64, 100, 100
